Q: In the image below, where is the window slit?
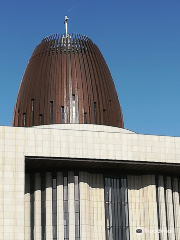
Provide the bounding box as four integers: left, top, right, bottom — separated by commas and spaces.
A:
84, 112, 87, 124
74, 174, 80, 240
63, 174, 69, 240
72, 94, 76, 123
31, 99, 34, 126
104, 175, 130, 240
94, 102, 97, 124
61, 106, 65, 123
39, 114, 43, 125
103, 109, 106, 125
50, 101, 53, 124
18, 109, 20, 127
23, 113, 26, 127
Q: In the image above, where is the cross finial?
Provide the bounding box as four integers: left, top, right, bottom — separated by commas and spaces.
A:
64, 16, 69, 38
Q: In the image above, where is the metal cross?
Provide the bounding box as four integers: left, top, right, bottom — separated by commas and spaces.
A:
64, 16, 69, 38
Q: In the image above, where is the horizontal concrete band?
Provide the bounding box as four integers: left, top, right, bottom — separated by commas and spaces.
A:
1, 124, 180, 165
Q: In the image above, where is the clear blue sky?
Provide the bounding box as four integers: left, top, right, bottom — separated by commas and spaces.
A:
0, 0, 180, 136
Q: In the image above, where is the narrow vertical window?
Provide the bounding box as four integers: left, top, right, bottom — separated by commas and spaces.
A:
84, 112, 87, 124
104, 175, 130, 240
74, 174, 80, 240
23, 113, 26, 127
39, 114, 43, 125
155, 175, 161, 236
63, 174, 69, 240
72, 94, 76, 123
31, 99, 34, 126
30, 174, 34, 240
61, 106, 65, 123
52, 174, 57, 240
94, 102, 97, 124
50, 101, 53, 124
105, 177, 112, 239
164, 176, 171, 238
18, 109, 20, 127
41, 173, 46, 240
121, 177, 130, 240
103, 109, 106, 125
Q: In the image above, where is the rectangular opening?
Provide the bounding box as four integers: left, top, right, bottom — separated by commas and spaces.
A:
103, 109, 106, 125
72, 94, 76, 123
50, 101, 53, 124
63, 174, 69, 240
74, 174, 80, 239
104, 175, 130, 240
39, 114, 43, 125
18, 109, 20, 127
61, 106, 65, 123
94, 102, 97, 124
23, 113, 26, 127
84, 112, 87, 124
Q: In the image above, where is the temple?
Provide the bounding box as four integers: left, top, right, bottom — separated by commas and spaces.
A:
0, 17, 180, 240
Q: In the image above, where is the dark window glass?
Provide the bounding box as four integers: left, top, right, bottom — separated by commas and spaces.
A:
53, 226, 57, 239
163, 176, 170, 237
64, 226, 69, 239
75, 201, 79, 212
104, 175, 130, 240
72, 94, 76, 123
84, 112, 87, 124
53, 178, 56, 188
39, 114, 43, 125
171, 178, 177, 239
23, 113, 26, 127
18, 109, 20, 127
64, 212, 69, 220
74, 174, 80, 240
75, 225, 80, 238
50, 101, 53, 124
52, 202, 57, 213
155, 176, 162, 234
52, 214, 57, 225
64, 188, 68, 201
64, 177, 68, 186
63, 175, 69, 240
61, 106, 65, 123
52, 176, 57, 240
53, 189, 57, 199
94, 102, 97, 124
103, 109, 106, 125
74, 190, 79, 201
74, 176, 78, 186
64, 201, 68, 212
75, 213, 80, 225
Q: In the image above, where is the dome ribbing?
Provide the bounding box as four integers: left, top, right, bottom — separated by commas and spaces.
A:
13, 33, 124, 128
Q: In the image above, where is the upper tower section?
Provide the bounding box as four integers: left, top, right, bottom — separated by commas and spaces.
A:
13, 18, 124, 128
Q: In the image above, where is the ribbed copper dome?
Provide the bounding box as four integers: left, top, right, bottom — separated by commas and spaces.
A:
13, 33, 124, 127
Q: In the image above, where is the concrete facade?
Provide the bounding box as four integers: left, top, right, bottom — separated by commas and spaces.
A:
0, 124, 180, 240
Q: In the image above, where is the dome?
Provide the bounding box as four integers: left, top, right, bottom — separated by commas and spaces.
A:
13, 33, 124, 128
